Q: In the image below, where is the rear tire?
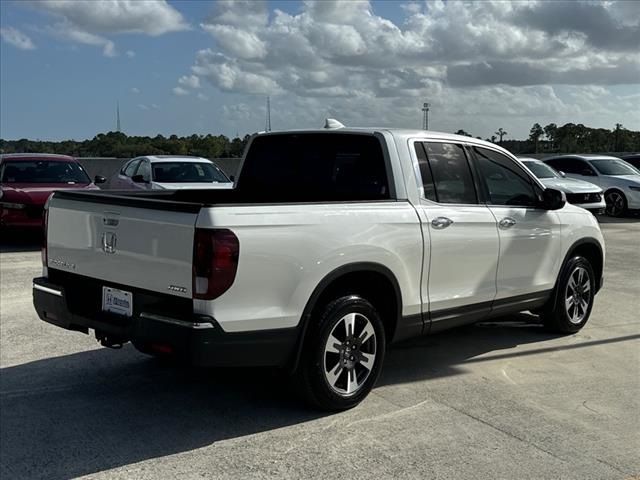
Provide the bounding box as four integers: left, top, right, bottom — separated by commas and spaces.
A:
297, 295, 386, 411
542, 256, 595, 333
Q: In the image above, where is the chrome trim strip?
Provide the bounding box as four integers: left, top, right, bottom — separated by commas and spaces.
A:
139, 312, 215, 329
33, 283, 63, 297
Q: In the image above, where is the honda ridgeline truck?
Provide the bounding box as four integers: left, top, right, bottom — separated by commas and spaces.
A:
33, 123, 605, 410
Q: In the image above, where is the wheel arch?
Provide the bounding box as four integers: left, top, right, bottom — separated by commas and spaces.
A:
289, 262, 402, 373
563, 237, 604, 294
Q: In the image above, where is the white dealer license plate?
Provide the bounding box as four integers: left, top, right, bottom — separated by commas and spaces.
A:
102, 287, 133, 317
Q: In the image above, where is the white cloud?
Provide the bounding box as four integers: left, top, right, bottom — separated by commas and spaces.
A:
197, 93, 209, 101
172, 86, 189, 96
125, 50, 135, 58
30, 0, 188, 56
53, 25, 117, 56
201, 24, 267, 59
178, 75, 200, 89
0, 27, 36, 50
131, 87, 140, 94
177, 0, 638, 136
30, 0, 189, 36
137, 103, 149, 110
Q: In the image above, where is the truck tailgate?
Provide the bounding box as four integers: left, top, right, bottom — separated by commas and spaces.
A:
46, 193, 199, 298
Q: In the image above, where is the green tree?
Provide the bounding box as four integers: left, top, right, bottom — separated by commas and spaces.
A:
529, 123, 544, 153
543, 123, 557, 150
495, 128, 507, 144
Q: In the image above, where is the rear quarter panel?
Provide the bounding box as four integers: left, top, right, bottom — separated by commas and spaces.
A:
195, 202, 423, 332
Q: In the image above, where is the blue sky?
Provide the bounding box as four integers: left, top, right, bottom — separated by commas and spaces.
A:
1, 1, 638, 142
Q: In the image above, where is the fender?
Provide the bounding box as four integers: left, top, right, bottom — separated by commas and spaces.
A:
550, 237, 604, 308
288, 262, 403, 373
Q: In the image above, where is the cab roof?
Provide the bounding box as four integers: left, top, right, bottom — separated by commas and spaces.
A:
257, 126, 510, 156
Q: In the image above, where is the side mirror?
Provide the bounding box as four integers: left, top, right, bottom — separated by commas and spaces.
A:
94, 175, 106, 184
581, 169, 595, 176
541, 188, 566, 210
229, 175, 235, 182
558, 171, 566, 178
132, 174, 148, 183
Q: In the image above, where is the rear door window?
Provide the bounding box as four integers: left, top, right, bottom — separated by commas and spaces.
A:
418, 142, 477, 204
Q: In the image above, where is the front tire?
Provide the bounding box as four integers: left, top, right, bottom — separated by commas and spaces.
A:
297, 296, 386, 411
605, 190, 627, 217
542, 256, 595, 333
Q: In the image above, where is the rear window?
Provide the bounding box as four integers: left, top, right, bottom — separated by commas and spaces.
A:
237, 133, 390, 202
152, 162, 229, 183
0, 161, 90, 184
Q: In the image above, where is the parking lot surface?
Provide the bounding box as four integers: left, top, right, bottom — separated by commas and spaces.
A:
1, 219, 639, 480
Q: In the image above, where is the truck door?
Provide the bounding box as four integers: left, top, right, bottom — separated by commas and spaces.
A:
412, 141, 500, 332
469, 146, 562, 309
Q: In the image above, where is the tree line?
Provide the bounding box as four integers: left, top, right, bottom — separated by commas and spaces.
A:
0, 131, 252, 158
1, 122, 638, 158
455, 122, 639, 155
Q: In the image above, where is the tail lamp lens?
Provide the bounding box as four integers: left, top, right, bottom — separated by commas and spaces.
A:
192, 228, 239, 300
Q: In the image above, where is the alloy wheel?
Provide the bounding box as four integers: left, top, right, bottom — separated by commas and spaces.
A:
565, 266, 591, 324
323, 312, 377, 396
605, 191, 625, 217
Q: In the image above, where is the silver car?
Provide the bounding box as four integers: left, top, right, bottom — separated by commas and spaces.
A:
519, 158, 605, 214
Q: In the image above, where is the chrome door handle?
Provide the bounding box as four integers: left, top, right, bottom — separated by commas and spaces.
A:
431, 217, 454, 229
499, 217, 516, 229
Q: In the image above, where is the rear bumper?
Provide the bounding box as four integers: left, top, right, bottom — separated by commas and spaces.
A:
33, 277, 297, 367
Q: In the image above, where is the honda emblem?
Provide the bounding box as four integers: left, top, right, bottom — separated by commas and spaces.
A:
102, 232, 117, 254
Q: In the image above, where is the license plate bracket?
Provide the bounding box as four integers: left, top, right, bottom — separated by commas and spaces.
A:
101, 286, 133, 317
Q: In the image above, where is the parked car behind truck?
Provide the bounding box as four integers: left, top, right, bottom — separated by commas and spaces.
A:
110, 155, 232, 190
0, 153, 104, 229
543, 155, 640, 217
519, 157, 605, 214
33, 124, 605, 410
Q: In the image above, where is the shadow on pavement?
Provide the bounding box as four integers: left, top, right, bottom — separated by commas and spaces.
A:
2, 314, 638, 479
597, 210, 640, 224
0, 229, 42, 253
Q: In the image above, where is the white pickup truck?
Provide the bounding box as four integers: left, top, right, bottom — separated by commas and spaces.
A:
33, 123, 605, 410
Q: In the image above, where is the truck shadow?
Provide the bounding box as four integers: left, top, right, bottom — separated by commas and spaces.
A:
3, 315, 638, 479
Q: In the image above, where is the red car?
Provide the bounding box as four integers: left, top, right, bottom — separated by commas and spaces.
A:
0, 154, 105, 229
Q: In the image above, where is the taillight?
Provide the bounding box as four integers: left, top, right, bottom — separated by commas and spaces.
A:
192, 228, 239, 300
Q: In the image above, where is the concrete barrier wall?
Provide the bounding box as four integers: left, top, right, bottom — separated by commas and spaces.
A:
77, 157, 243, 188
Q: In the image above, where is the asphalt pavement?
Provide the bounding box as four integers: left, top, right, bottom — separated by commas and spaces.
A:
1, 218, 639, 480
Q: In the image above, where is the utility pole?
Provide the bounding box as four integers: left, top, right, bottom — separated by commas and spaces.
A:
265, 96, 271, 132
116, 101, 121, 132
422, 102, 430, 130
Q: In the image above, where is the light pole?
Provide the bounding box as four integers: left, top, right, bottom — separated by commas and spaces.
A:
422, 102, 430, 130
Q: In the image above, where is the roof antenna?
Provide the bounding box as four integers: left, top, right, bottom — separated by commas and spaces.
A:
324, 118, 345, 129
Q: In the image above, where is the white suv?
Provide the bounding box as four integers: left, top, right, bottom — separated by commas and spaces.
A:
544, 155, 640, 217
